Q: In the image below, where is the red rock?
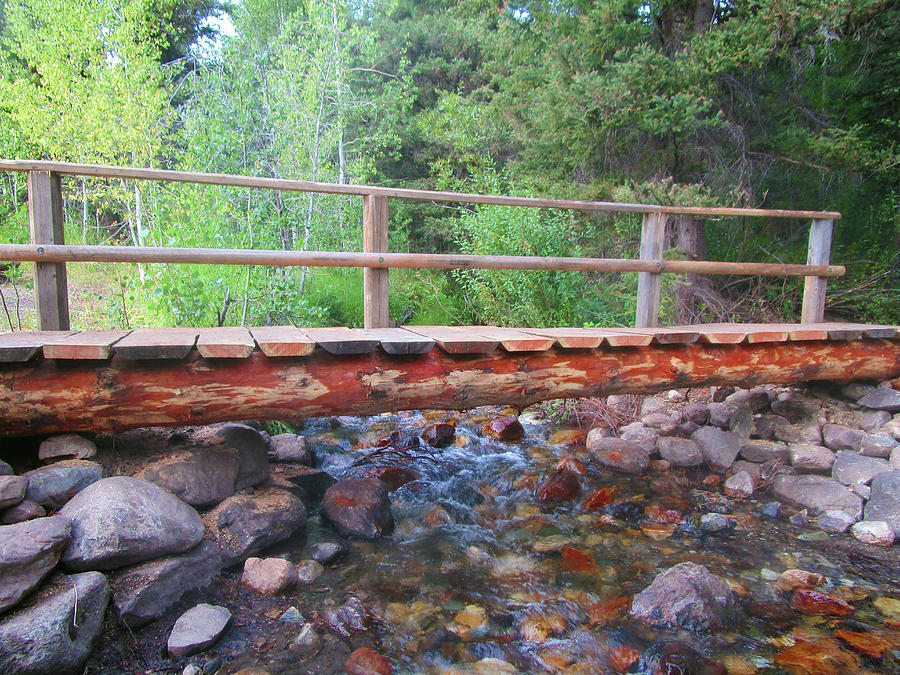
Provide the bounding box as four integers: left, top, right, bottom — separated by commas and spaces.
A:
774, 638, 859, 674
481, 415, 525, 441
345, 647, 392, 675
320, 478, 394, 539
421, 423, 456, 448
582, 486, 617, 510
241, 557, 297, 595
555, 456, 587, 475
775, 569, 825, 592
834, 629, 892, 658
359, 466, 420, 491
535, 471, 581, 503
610, 646, 641, 673
587, 596, 631, 626
644, 504, 683, 524
561, 546, 597, 573
790, 589, 854, 616
702, 474, 721, 487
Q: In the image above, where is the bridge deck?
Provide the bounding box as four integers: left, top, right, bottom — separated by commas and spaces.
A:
0, 323, 898, 437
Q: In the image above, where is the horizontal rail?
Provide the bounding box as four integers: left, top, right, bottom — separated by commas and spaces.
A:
0, 160, 842, 219
0, 244, 847, 277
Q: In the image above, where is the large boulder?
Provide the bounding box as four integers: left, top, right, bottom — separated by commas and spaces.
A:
204, 488, 307, 566
211, 423, 271, 490
1, 501, 45, 525
268, 434, 312, 464
858, 388, 900, 412
140, 448, 241, 508
0, 516, 70, 614
770, 474, 863, 520
38, 435, 97, 462
657, 437, 703, 467
59, 476, 204, 571
321, 478, 394, 539
864, 471, 900, 536
23, 460, 103, 509
0, 571, 109, 675
831, 451, 892, 486
0, 475, 28, 510
822, 424, 864, 452
692, 427, 742, 472
109, 539, 222, 627
630, 562, 739, 632
788, 444, 835, 473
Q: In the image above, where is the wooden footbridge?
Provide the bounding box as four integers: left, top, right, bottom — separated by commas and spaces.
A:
0, 160, 898, 437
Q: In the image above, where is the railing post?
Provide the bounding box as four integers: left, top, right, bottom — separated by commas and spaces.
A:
801, 218, 833, 323
635, 211, 666, 328
27, 170, 70, 330
363, 194, 389, 328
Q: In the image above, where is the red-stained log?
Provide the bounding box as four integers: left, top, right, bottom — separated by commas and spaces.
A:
0, 339, 899, 437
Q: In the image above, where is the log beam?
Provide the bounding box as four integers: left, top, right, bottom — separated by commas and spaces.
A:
0, 339, 898, 437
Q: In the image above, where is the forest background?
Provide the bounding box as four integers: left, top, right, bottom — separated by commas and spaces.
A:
0, 0, 897, 331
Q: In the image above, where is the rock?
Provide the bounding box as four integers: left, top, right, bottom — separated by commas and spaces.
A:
306, 541, 344, 565
619, 424, 659, 455
849, 481, 871, 499
759, 501, 781, 518
641, 640, 727, 675
753, 414, 789, 440
642, 412, 677, 432
204, 488, 307, 566
712, 385, 735, 402
345, 647, 392, 675
692, 490, 733, 514
858, 387, 900, 412
692, 427, 742, 472
295, 560, 324, 584
277, 465, 336, 500
707, 402, 738, 429
731, 460, 763, 486
841, 382, 875, 401
588, 437, 649, 474
771, 395, 822, 421
481, 414, 524, 441
864, 471, 900, 536
775, 423, 822, 445
657, 437, 703, 467
321, 478, 393, 539
354, 465, 421, 491
0, 475, 27, 509
789, 509, 809, 527
241, 557, 297, 595
167, 603, 231, 658
422, 423, 456, 448
740, 440, 789, 464
630, 562, 739, 632
724, 471, 754, 499
110, 539, 222, 627
38, 434, 97, 461
700, 513, 736, 533
817, 509, 856, 533
290, 623, 321, 654
850, 521, 894, 546
775, 569, 824, 592
790, 589, 854, 616
1, 500, 45, 524
268, 434, 311, 463
0, 571, 109, 675
585, 425, 615, 447
0, 516, 70, 614
726, 388, 772, 413
213, 423, 271, 489
831, 451, 891, 486
684, 403, 710, 425
882, 414, 900, 439
822, 424, 864, 452
728, 406, 755, 438
860, 433, 897, 458
856, 409, 892, 432
140, 448, 242, 508
640, 397, 667, 417
771, 474, 863, 520
59, 476, 204, 572
23, 460, 103, 509
0, 459, 11, 476
789, 444, 835, 473
893, 447, 900, 470
534, 471, 581, 502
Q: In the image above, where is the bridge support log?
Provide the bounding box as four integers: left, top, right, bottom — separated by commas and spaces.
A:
0, 339, 898, 437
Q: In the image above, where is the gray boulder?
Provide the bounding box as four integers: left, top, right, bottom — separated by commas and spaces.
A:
38, 435, 97, 462
707, 402, 738, 429
859, 388, 900, 412
0, 475, 27, 509
774, 423, 823, 445
110, 539, 222, 627
831, 451, 892, 486
589, 437, 650, 474
822, 424, 864, 452
657, 437, 703, 467
864, 471, 900, 536
630, 562, 739, 632
1, 501, 46, 525
167, 603, 231, 658
269, 434, 312, 464
23, 460, 103, 509
141, 448, 241, 508
0, 571, 109, 675
692, 427, 742, 472
740, 440, 789, 464
321, 478, 394, 539
817, 510, 856, 533
0, 516, 70, 614
59, 476, 204, 571
771, 474, 863, 520
860, 433, 898, 458
213, 423, 271, 490
771, 395, 822, 421
789, 444, 835, 473
619, 424, 659, 456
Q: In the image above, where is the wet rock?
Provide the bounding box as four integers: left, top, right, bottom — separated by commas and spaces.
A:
140, 448, 242, 508
639, 640, 726, 675
167, 603, 231, 658
355, 465, 421, 491
0, 516, 70, 614
858, 387, 900, 412
753, 414, 788, 440
321, 478, 394, 539
775, 422, 822, 445
620, 424, 659, 455
241, 557, 297, 595
213, 423, 271, 489
1, 500, 45, 524
864, 470, 900, 536
290, 623, 321, 654
345, 647, 392, 675
822, 424, 864, 452
110, 539, 222, 627
23, 460, 104, 509
535, 471, 581, 502
60, 476, 204, 571
268, 434, 311, 463
692, 427, 742, 472
775, 569, 824, 592
860, 432, 897, 458
556, 456, 587, 475
278, 465, 336, 501
306, 541, 344, 565
850, 520, 894, 546
320, 596, 376, 637
692, 490, 733, 514
204, 488, 307, 566
759, 501, 781, 519
38, 434, 97, 461
817, 509, 856, 533
0, 459, 11, 476
481, 414, 524, 441
589, 437, 649, 474
724, 471, 754, 499
684, 403, 710, 425
630, 561, 740, 632
0, 571, 109, 675
790, 589, 854, 616
422, 423, 456, 448
739, 439, 789, 464
700, 513, 736, 533
0, 475, 27, 509
657, 437, 703, 467
831, 451, 891, 486
771, 394, 822, 421
296, 559, 324, 584
788, 444, 835, 473
789, 509, 809, 527
771, 474, 863, 520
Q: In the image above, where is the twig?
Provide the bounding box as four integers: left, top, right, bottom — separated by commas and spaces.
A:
0, 286, 13, 330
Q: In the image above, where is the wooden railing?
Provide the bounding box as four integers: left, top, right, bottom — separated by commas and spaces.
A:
0, 160, 843, 331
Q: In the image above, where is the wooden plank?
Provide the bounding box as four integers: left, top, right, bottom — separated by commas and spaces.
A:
361, 328, 434, 355
404, 326, 499, 354
801, 219, 833, 323
624, 327, 701, 344
0, 331, 72, 362
303, 327, 380, 355
113, 328, 199, 359
678, 323, 786, 344
467, 326, 556, 352
520, 327, 604, 349
28, 171, 69, 331
363, 195, 390, 329
250, 326, 315, 358
197, 327, 256, 359
581, 328, 655, 347
42, 330, 129, 360
635, 212, 665, 328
